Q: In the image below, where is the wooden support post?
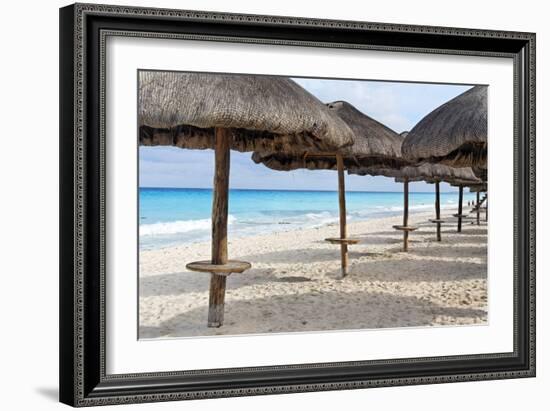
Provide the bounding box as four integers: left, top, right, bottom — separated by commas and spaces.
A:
403, 179, 409, 251
476, 191, 480, 225
485, 194, 488, 222
435, 181, 441, 241
457, 185, 463, 233
336, 154, 348, 277
208, 128, 230, 327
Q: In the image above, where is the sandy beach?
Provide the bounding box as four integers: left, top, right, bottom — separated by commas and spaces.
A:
139, 208, 487, 338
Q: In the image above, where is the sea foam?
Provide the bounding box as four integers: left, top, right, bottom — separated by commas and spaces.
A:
140, 215, 236, 236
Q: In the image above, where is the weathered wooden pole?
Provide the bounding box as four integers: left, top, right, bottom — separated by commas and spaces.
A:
336, 154, 348, 277
208, 127, 231, 327
435, 181, 441, 241
476, 191, 480, 225
403, 178, 410, 251
457, 185, 463, 233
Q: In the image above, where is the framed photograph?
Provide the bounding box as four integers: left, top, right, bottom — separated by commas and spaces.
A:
59, 3, 535, 407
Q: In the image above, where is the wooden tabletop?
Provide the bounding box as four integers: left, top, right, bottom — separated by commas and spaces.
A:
186, 260, 251, 276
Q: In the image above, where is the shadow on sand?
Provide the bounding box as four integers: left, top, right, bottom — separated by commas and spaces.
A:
140, 223, 487, 297
347, 258, 485, 282
410, 245, 487, 259
139, 289, 487, 339
140, 267, 277, 297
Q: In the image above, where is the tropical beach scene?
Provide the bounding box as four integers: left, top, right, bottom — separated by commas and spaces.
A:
138, 72, 488, 338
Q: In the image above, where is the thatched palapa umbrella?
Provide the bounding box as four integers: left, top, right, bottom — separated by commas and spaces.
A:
400, 165, 480, 236
469, 184, 487, 193
401, 86, 488, 233
472, 167, 487, 182
350, 162, 479, 247
401, 85, 488, 168
471, 168, 488, 224
469, 185, 488, 225
451, 181, 487, 225
448, 173, 485, 231
139, 71, 354, 327
348, 131, 419, 252
393, 131, 420, 250
252, 101, 407, 276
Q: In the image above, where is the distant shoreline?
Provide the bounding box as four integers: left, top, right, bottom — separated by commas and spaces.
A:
139, 186, 459, 194
139, 205, 461, 251
139, 188, 476, 250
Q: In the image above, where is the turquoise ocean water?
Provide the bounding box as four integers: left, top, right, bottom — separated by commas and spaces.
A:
139, 188, 476, 250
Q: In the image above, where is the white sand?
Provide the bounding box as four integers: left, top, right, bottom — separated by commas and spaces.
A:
139, 209, 487, 338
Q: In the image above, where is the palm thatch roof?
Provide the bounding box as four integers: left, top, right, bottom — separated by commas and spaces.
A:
343, 131, 412, 178
472, 167, 488, 182
400, 164, 480, 183
401, 85, 488, 168
139, 71, 355, 153
351, 163, 481, 185
348, 166, 404, 179
251, 101, 407, 171
450, 178, 485, 188
469, 184, 488, 193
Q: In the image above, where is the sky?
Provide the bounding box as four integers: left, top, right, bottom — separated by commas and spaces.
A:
139, 77, 472, 192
